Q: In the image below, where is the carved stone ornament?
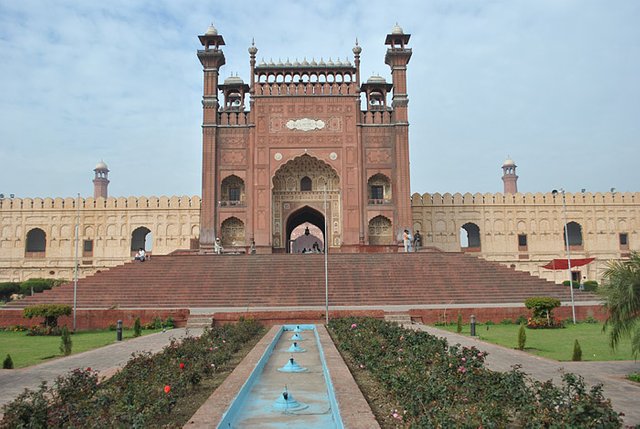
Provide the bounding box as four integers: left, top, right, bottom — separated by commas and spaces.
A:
274, 152, 283, 161
286, 118, 326, 132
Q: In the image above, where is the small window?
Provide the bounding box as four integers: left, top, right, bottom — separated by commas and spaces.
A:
371, 185, 384, 200
620, 233, 629, 249
229, 187, 241, 201
26, 228, 46, 253
518, 234, 527, 247
83, 239, 94, 257
300, 176, 312, 191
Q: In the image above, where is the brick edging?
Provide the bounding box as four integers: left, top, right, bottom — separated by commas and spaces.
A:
316, 324, 380, 429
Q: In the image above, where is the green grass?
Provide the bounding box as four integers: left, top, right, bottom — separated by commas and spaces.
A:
0, 329, 161, 369
437, 322, 635, 361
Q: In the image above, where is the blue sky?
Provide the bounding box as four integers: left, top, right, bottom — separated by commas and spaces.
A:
0, 0, 638, 198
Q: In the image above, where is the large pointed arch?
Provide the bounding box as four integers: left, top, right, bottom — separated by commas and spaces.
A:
271, 154, 341, 251
285, 206, 325, 253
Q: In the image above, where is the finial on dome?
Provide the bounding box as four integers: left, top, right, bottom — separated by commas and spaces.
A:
248, 37, 258, 55
502, 157, 516, 167
94, 160, 109, 171
353, 38, 362, 55
205, 22, 218, 36
391, 22, 403, 35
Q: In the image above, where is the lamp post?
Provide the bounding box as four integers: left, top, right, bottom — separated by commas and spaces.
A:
323, 185, 329, 325
552, 189, 576, 324
73, 192, 80, 332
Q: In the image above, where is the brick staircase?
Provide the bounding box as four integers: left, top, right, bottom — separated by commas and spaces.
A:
3, 252, 597, 310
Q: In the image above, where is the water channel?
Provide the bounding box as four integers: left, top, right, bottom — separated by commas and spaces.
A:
217, 324, 342, 428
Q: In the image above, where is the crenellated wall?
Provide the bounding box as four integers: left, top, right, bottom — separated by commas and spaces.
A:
0, 196, 201, 282
411, 191, 640, 283
2, 191, 638, 283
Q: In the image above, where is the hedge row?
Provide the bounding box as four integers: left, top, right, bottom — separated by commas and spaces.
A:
329, 317, 621, 428
0, 278, 66, 301
0, 319, 264, 428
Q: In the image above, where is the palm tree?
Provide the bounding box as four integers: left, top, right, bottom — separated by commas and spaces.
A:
600, 252, 640, 358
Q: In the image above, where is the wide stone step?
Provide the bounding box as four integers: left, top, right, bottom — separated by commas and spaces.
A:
5, 252, 598, 310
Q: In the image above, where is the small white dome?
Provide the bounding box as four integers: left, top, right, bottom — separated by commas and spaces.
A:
391, 23, 404, 35
205, 23, 218, 36
95, 160, 108, 170
502, 158, 516, 167
367, 75, 387, 84
224, 75, 244, 85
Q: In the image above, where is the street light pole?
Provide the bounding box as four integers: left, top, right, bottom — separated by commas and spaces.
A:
555, 189, 576, 324
324, 185, 329, 325
73, 192, 80, 332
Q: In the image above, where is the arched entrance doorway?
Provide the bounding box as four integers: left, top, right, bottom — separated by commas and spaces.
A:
272, 154, 340, 252
286, 206, 325, 253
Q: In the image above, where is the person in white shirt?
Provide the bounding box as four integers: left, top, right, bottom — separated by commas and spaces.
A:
214, 238, 224, 255
134, 248, 146, 262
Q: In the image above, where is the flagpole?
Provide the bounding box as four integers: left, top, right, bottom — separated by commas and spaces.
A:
554, 188, 576, 324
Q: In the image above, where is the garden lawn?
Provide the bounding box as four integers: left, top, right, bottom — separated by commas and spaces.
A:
0, 329, 161, 368
438, 323, 635, 361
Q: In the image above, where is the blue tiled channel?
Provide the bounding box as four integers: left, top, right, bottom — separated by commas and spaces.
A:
217, 324, 343, 428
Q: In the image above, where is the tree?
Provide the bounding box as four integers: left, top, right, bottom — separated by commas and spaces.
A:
600, 252, 640, 358
60, 326, 72, 356
524, 297, 562, 328
3, 354, 13, 369
133, 317, 142, 337
517, 324, 526, 350
23, 304, 72, 328
572, 339, 582, 361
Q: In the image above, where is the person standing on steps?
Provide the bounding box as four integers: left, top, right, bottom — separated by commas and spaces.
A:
413, 230, 422, 252
402, 229, 411, 253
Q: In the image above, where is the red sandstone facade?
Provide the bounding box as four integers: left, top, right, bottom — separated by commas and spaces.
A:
197, 24, 413, 253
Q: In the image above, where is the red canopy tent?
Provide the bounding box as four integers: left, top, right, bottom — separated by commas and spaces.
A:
541, 258, 595, 270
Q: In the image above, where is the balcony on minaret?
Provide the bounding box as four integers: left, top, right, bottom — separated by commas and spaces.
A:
218, 75, 250, 125
360, 75, 393, 124
501, 158, 519, 194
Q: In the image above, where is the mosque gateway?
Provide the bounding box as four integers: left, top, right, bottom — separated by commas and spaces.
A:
0, 24, 637, 282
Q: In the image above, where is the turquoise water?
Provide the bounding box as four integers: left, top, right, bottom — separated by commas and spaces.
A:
217, 325, 342, 428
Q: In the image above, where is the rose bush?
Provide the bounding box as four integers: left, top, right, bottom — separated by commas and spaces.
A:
0, 319, 264, 428
329, 317, 621, 428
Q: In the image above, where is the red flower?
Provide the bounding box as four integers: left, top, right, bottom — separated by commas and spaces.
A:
179, 362, 185, 369
86, 367, 92, 372
164, 385, 171, 394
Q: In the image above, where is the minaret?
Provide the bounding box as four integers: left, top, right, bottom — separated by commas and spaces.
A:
93, 160, 109, 198
197, 23, 226, 251
502, 158, 518, 194
384, 23, 412, 233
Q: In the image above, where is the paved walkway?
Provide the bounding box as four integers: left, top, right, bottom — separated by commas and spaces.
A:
410, 324, 640, 427
0, 328, 203, 411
